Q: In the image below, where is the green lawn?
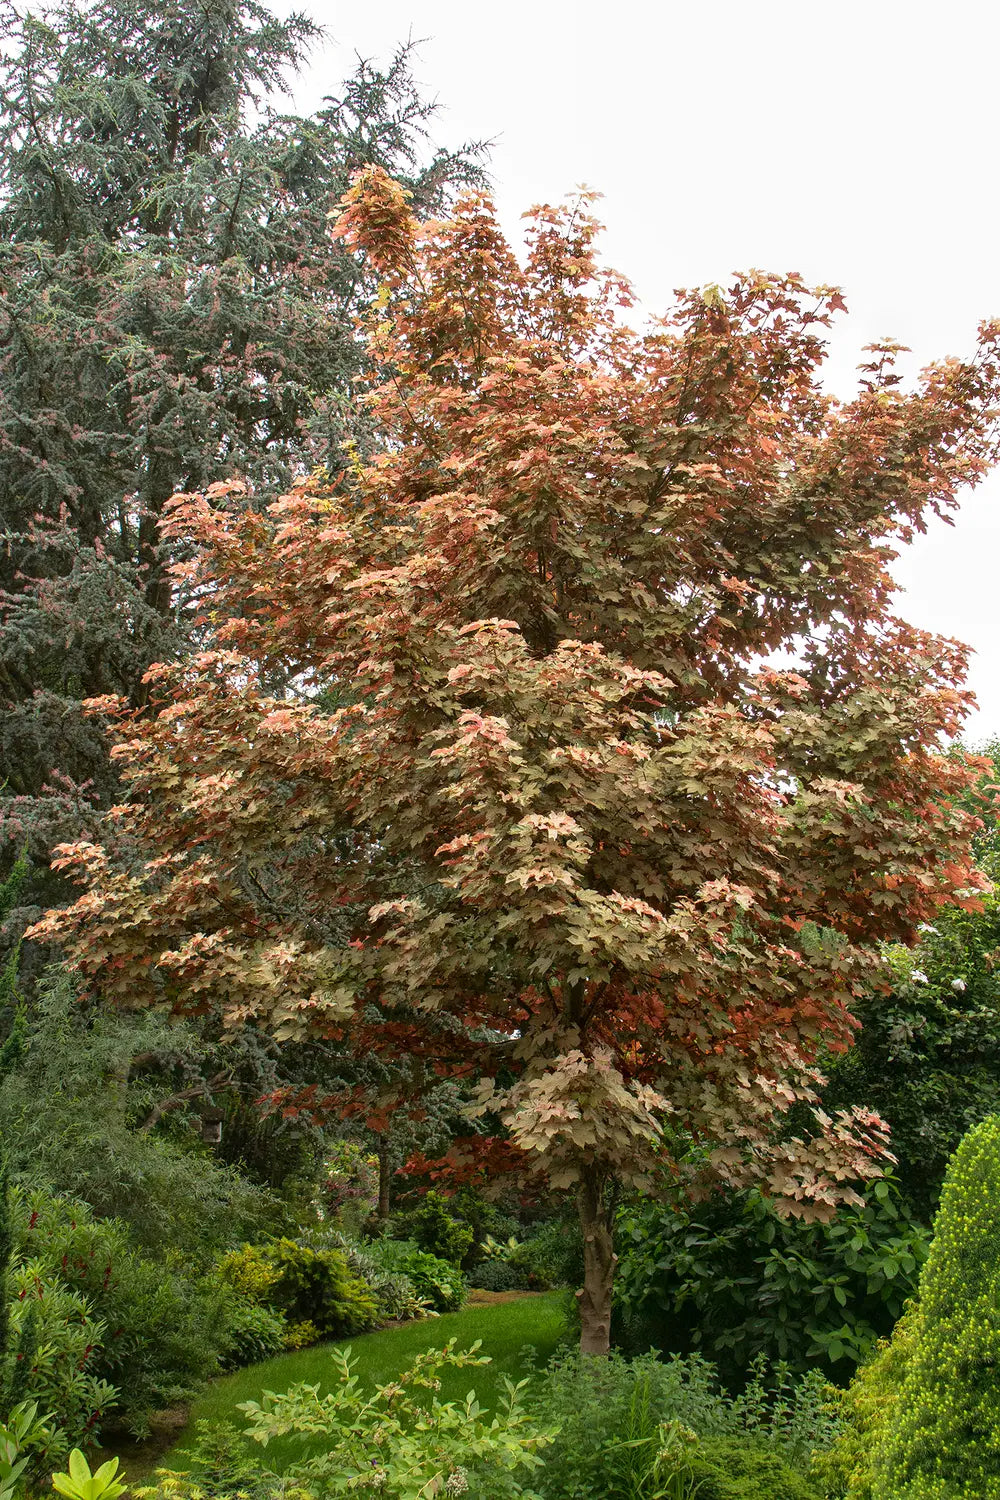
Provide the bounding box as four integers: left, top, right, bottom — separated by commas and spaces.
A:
162, 1292, 568, 1477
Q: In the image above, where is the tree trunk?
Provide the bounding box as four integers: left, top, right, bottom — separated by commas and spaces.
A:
376, 1133, 391, 1220
575, 1165, 617, 1356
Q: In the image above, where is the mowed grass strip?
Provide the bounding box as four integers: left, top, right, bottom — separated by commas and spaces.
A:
164, 1292, 568, 1476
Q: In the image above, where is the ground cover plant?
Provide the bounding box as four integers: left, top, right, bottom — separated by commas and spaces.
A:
33, 168, 1000, 1361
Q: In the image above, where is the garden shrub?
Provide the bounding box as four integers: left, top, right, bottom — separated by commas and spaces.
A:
688, 1438, 826, 1500
264, 1238, 378, 1338
813, 1307, 918, 1500
531, 1350, 837, 1498
281, 1319, 321, 1350
470, 1259, 521, 1293
12, 1185, 229, 1434
217, 1300, 289, 1371
871, 1115, 1000, 1499
321, 1231, 428, 1322
390, 1191, 474, 1266
366, 1238, 466, 1312
615, 1178, 927, 1382
237, 1339, 554, 1498
507, 1219, 582, 1290
215, 1245, 280, 1305
7, 1264, 115, 1460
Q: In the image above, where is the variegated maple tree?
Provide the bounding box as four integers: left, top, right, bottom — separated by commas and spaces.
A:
31, 169, 1000, 1353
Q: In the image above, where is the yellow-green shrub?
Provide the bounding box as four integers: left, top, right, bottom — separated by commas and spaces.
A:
812, 1307, 918, 1499
216, 1245, 281, 1304
871, 1116, 1000, 1499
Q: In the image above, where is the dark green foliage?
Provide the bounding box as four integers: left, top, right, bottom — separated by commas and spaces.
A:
0, 973, 282, 1261
822, 886, 1000, 1216
0, 0, 485, 917
872, 1116, 1000, 1498
0, 852, 27, 1082
367, 1239, 467, 1313
12, 1185, 230, 1434
470, 1260, 521, 1293
530, 1352, 837, 1500
217, 1302, 289, 1372
508, 1220, 582, 1290
264, 1239, 378, 1339
391, 1190, 474, 1266
0, 1160, 10, 1393
615, 1179, 927, 1383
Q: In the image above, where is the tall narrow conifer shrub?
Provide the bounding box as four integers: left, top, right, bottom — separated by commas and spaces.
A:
874, 1115, 1000, 1498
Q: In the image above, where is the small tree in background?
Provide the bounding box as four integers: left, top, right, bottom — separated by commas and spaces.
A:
873, 1116, 1000, 1498
33, 170, 1000, 1353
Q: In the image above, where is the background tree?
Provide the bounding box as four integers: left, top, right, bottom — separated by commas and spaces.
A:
33, 170, 1000, 1354
820, 738, 1000, 1216
0, 0, 485, 924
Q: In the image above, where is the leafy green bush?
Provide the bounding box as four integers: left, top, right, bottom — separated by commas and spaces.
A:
7, 1265, 115, 1460
507, 1220, 582, 1290
367, 1239, 466, 1312
872, 1115, 1000, 1498
237, 1340, 554, 1498
821, 874, 1000, 1216
217, 1300, 289, 1371
390, 1191, 474, 1266
615, 1179, 927, 1382
12, 1186, 228, 1434
530, 1350, 837, 1499
264, 1239, 378, 1338
470, 1260, 521, 1293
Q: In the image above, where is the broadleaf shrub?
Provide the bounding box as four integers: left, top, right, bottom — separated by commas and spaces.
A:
366, 1239, 466, 1312
389, 1191, 474, 1267
12, 1186, 229, 1435
217, 1300, 289, 1371
530, 1350, 838, 1499
237, 1340, 554, 1498
8, 1265, 115, 1460
615, 1179, 927, 1381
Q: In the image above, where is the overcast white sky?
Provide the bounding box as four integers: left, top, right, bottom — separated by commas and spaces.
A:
280, 0, 1000, 740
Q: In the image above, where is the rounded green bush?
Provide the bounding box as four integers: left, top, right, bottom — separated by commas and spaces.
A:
691, 1439, 825, 1500
874, 1114, 1000, 1498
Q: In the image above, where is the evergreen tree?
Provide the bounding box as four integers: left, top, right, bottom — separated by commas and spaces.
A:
0, 0, 485, 919
874, 1116, 1000, 1498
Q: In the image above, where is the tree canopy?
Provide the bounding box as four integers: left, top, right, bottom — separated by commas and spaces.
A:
0, 0, 484, 918
32, 167, 1000, 1352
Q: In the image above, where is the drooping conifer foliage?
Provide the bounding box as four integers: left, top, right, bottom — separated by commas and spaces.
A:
33, 170, 1000, 1352
0, 0, 484, 917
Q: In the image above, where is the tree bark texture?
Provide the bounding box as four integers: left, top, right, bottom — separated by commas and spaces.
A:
576, 1165, 617, 1356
